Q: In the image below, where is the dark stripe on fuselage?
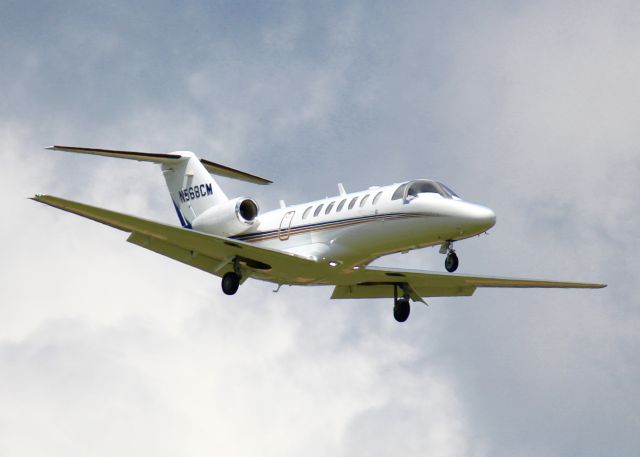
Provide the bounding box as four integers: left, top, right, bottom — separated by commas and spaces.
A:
232, 212, 439, 243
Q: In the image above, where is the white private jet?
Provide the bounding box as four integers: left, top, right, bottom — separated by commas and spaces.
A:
33, 146, 605, 322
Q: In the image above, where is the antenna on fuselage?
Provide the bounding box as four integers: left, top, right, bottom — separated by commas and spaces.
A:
338, 183, 346, 196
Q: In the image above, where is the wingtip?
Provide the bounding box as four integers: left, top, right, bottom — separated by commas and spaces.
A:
44, 145, 56, 150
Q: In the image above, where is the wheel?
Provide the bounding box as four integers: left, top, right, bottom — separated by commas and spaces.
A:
445, 252, 459, 272
393, 298, 410, 322
221, 272, 240, 295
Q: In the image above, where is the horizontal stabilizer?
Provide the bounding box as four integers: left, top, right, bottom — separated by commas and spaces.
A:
46, 145, 272, 185
45, 145, 182, 163
200, 158, 272, 185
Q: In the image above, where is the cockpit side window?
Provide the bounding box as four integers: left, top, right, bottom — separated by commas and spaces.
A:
391, 183, 408, 200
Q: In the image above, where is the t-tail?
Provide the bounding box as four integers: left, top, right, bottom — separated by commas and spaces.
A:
45, 146, 271, 236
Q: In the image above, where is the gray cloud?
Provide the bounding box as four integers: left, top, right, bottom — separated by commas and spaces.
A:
1, 1, 638, 456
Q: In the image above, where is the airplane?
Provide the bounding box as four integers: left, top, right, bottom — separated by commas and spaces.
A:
32, 146, 606, 322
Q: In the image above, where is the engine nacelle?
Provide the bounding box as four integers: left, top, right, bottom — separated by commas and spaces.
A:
191, 197, 259, 237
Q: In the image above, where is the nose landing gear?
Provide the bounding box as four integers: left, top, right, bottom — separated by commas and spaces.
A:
440, 241, 459, 272
445, 251, 459, 272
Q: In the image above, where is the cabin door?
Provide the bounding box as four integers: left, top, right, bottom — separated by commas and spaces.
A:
278, 211, 295, 240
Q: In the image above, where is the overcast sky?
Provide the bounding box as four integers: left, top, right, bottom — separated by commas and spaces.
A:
1, 1, 639, 456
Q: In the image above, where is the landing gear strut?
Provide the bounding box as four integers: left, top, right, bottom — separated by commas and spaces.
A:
441, 241, 459, 272
393, 284, 411, 322
221, 257, 242, 295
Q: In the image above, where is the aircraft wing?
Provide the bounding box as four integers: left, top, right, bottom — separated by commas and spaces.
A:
31, 195, 321, 283
30, 195, 607, 296
330, 265, 606, 301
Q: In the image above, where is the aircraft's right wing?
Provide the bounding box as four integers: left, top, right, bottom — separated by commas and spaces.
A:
32, 194, 321, 283
331, 265, 606, 300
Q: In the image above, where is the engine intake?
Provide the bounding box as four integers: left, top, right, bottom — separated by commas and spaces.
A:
237, 198, 258, 223
191, 197, 259, 237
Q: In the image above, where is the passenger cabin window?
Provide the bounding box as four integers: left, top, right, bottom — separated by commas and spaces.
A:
302, 206, 313, 219
313, 204, 324, 217
348, 197, 358, 210
337, 199, 347, 211
359, 194, 370, 207
373, 191, 383, 204
325, 201, 335, 214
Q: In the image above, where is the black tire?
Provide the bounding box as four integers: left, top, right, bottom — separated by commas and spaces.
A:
393, 299, 410, 322
445, 252, 459, 272
221, 272, 240, 295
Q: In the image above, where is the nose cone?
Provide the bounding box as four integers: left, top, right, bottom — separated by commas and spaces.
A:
465, 204, 496, 234
477, 205, 496, 228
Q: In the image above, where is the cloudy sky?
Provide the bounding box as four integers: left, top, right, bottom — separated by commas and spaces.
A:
1, 1, 639, 455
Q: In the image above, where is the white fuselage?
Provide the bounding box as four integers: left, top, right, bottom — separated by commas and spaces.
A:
232, 181, 496, 269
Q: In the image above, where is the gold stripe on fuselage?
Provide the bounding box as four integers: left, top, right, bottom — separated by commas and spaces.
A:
233, 212, 434, 243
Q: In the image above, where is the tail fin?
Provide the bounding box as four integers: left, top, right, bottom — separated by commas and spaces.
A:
46, 145, 272, 228
161, 151, 228, 227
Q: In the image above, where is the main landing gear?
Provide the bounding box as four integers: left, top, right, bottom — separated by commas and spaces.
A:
394, 298, 410, 322
393, 284, 411, 322
441, 241, 459, 272
221, 272, 240, 295
221, 258, 242, 295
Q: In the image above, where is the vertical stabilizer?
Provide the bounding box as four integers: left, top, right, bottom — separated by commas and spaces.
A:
161, 151, 228, 227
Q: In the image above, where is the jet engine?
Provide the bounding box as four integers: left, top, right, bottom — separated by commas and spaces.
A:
191, 197, 259, 237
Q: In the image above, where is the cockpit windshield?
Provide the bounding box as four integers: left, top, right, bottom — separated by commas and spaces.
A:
391, 180, 461, 200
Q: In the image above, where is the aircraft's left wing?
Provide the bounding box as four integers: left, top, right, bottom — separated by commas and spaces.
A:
330, 265, 606, 301
31, 195, 322, 283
